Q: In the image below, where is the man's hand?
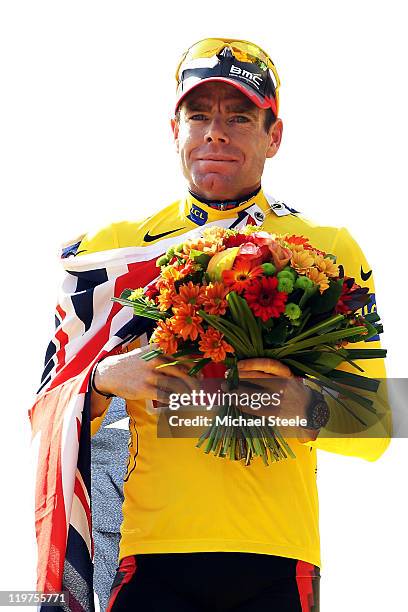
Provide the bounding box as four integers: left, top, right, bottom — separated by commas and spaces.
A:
91, 343, 197, 419
236, 358, 318, 441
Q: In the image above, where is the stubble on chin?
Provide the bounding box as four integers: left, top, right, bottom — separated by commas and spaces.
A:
190, 171, 238, 200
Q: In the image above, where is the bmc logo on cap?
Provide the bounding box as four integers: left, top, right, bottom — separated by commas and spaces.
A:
230, 65, 263, 87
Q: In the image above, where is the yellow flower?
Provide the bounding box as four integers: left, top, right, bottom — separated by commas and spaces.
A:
202, 226, 227, 241
128, 288, 144, 301
241, 225, 260, 235
287, 242, 309, 253
182, 238, 225, 256
306, 267, 330, 293
160, 266, 184, 284
314, 255, 340, 278
291, 249, 315, 273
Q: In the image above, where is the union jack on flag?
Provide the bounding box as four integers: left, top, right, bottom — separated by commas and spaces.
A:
28, 211, 264, 611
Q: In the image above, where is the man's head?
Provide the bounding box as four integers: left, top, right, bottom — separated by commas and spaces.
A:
171, 38, 283, 200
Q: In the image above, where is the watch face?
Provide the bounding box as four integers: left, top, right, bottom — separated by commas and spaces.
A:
309, 401, 330, 430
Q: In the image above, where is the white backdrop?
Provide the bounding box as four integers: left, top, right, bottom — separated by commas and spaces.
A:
1, 1, 407, 610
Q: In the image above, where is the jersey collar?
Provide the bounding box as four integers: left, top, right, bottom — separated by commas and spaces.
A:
183, 188, 274, 226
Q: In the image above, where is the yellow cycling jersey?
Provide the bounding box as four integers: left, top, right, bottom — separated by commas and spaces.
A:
79, 188, 391, 568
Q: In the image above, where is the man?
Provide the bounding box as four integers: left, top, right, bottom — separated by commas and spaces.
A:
32, 38, 390, 612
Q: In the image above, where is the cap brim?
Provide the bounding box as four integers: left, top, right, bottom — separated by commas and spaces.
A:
174, 77, 277, 116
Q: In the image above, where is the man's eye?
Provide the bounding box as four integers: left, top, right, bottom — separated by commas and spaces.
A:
190, 114, 207, 121
231, 115, 250, 123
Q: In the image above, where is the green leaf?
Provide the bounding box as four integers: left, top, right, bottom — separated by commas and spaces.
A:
299, 286, 318, 309
318, 386, 368, 427
308, 279, 344, 314
198, 310, 253, 356
188, 249, 212, 268
296, 350, 345, 373
188, 358, 212, 376
319, 345, 365, 372
363, 321, 380, 340
263, 320, 288, 347
226, 361, 239, 389
345, 348, 387, 360
120, 288, 133, 300
329, 370, 380, 392
285, 314, 345, 345
263, 348, 280, 359
295, 309, 312, 335
139, 348, 163, 361
228, 292, 263, 355
225, 291, 242, 327
112, 296, 165, 320
282, 358, 376, 412
275, 326, 368, 357
364, 312, 381, 323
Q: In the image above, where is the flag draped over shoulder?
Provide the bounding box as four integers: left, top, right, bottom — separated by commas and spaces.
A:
29, 244, 164, 611
29, 213, 263, 612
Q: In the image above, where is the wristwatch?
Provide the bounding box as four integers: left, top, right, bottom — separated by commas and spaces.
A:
302, 388, 330, 430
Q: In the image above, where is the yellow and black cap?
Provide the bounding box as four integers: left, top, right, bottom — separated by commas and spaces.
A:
175, 38, 281, 116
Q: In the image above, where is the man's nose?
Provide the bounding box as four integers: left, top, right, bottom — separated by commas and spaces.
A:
204, 116, 230, 143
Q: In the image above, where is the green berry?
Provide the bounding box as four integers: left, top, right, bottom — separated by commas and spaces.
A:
156, 255, 169, 267
277, 270, 293, 281
277, 277, 294, 293
284, 303, 302, 320
279, 266, 297, 280
294, 276, 314, 290
262, 262, 276, 276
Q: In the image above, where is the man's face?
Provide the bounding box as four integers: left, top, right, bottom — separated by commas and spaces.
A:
171, 82, 283, 200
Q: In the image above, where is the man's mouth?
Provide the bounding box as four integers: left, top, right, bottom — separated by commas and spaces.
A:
198, 157, 237, 162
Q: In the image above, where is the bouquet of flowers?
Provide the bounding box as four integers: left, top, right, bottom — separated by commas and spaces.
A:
113, 225, 385, 465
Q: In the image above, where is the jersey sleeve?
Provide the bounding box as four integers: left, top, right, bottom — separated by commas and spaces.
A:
300, 227, 392, 461
75, 222, 120, 256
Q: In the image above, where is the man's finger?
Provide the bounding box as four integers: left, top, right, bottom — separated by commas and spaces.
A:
237, 358, 293, 378
152, 363, 198, 389
238, 371, 273, 379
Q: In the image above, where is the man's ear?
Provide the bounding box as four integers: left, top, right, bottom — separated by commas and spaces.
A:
171, 117, 180, 153
266, 117, 283, 159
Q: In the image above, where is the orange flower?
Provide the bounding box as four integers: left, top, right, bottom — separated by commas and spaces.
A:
306, 267, 330, 293
171, 303, 203, 341
157, 286, 177, 311
291, 249, 315, 273
222, 263, 263, 293
157, 261, 198, 290
198, 328, 234, 362
314, 255, 340, 278
202, 282, 229, 315
284, 234, 311, 248
174, 281, 206, 308
151, 319, 178, 355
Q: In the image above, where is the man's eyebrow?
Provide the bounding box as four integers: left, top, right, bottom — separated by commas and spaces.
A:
184, 100, 213, 112
224, 103, 257, 115
183, 99, 257, 115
